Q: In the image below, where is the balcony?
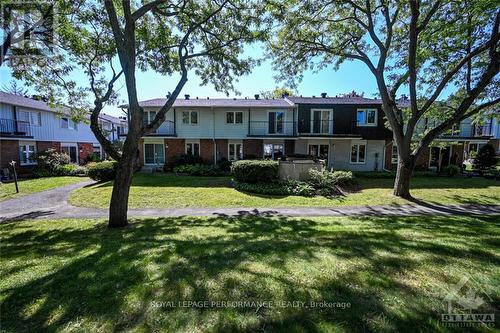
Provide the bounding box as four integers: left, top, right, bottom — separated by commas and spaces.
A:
125, 120, 175, 137
473, 124, 492, 137
298, 120, 359, 136
0, 118, 32, 137
248, 121, 296, 137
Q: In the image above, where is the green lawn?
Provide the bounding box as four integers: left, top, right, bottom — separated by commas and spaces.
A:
69, 173, 500, 209
0, 176, 87, 201
1, 215, 498, 332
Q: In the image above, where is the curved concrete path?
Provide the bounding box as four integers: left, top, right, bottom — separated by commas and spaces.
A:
1, 180, 499, 223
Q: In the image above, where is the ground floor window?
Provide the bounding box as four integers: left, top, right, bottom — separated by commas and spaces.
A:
186, 142, 200, 156
19, 142, 36, 165
144, 143, 165, 165
92, 144, 101, 160
350, 143, 366, 164
429, 146, 440, 169
228, 143, 243, 161
308, 144, 329, 164
264, 143, 284, 160
391, 144, 398, 164
61, 144, 78, 163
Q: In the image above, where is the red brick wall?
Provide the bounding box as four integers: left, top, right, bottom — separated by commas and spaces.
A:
78, 142, 94, 165
165, 139, 185, 166
52, 142, 61, 152
285, 140, 295, 155
200, 139, 215, 164
243, 139, 263, 158
215, 139, 228, 160
415, 146, 430, 170
384, 140, 395, 171
0, 140, 19, 170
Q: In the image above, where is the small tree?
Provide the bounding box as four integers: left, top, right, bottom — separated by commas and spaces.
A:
473, 144, 498, 171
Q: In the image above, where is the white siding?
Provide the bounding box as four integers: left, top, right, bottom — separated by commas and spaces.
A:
213, 108, 248, 139
331, 139, 385, 171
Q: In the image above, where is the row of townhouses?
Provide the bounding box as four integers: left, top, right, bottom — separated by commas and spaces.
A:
1, 91, 498, 176
0, 91, 127, 175
131, 94, 499, 172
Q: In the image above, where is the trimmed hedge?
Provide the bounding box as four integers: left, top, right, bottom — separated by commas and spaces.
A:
234, 180, 314, 197
231, 160, 279, 183
87, 160, 118, 182
173, 164, 226, 176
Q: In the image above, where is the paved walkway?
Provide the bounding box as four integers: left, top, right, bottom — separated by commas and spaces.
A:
1, 180, 499, 223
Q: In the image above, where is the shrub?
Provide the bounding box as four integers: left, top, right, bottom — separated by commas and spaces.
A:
54, 163, 88, 176
85, 153, 101, 163
473, 144, 498, 171
170, 154, 204, 168
87, 160, 118, 182
308, 169, 356, 188
442, 164, 460, 177
35, 148, 70, 173
173, 164, 226, 176
217, 158, 232, 172
233, 180, 314, 197
231, 160, 278, 183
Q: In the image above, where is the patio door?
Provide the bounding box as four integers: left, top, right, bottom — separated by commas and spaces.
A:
268, 111, 284, 134
144, 143, 165, 165
309, 144, 329, 166
312, 110, 331, 134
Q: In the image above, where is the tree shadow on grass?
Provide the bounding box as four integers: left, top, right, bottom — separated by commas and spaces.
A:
0, 215, 498, 332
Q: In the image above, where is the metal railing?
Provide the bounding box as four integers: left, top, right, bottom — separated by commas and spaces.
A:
0, 118, 31, 136
474, 124, 492, 137
248, 121, 296, 136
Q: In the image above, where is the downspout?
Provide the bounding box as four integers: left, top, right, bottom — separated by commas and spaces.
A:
212, 106, 216, 165
383, 140, 392, 172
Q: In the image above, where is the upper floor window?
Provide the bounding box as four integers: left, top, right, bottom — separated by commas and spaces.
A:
357, 109, 377, 127
350, 143, 366, 164
60, 117, 77, 130
19, 142, 37, 165
182, 111, 198, 125
226, 111, 243, 124
17, 110, 41, 126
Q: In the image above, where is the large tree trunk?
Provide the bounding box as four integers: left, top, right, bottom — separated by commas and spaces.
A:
108, 150, 137, 228
393, 159, 415, 199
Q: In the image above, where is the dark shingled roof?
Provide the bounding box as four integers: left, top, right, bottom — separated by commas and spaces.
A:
285, 96, 383, 105
125, 98, 294, 108
0, 91, 53, 111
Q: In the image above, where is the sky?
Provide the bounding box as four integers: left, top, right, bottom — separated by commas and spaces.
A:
0, 44, 380, 117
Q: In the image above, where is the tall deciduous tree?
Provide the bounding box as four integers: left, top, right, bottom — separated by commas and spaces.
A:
8, 0, 263, 227
268, 0, 499, 198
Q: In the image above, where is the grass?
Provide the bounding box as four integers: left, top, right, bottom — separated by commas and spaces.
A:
0, 215, 498, 332
69, 173, 500, 209
0, 176, 87, 201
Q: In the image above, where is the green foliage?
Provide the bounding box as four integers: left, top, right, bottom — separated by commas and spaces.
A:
217, 158, 232, 172
170, 154, 204, 168
34, 148, 70, 174
308, 170, 356, 188
231, 160, 279, 183
473, 144, 498, 170
260, 87, 295, 99
173, 164, 226, 177
85, 153, 101, 163
87, 161, 118, 182
442, 165, 461, 177
234, 180, 314, 197
54, 164, 88, 176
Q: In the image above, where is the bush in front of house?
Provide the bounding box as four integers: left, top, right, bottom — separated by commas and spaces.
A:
442, 164, 461, 177
170, 154, 204, 168
34, 148, 70, 174
473, 144, 498, 172
87, 160, 118, 182
173, 164, 226, 176
233, 179, 315, 197
231, 160, 279, 183
308, 169, 356, 188
217, 158, 232, 172
54, 164, 88, 176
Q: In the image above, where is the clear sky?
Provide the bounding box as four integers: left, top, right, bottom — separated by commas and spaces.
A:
0, 44, 382, 117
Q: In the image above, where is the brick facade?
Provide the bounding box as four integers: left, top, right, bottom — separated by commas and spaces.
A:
0, 140, 19, 170
165, 138, 185, 167
243, 139, 263, 158
215, 139, 228, 161
384, 140, 395, 171
78, 142, 94, 164
200, 139, 215, 164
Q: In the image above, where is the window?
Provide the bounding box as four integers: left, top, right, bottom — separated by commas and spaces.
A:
357, 109, 377, 126
391, 145, 398, 164
19, 142, 36, 165
350, 143, 366, 163
17, 110, 41, 126
186, 142, 200, 156
144, 143, 165, 165
429, 147, 440, 169
268, 111, 284, 134
182, 111, 198, 125
61, 144, 78, 163
228, 143, 243, 160
143, 111, 157, 125
311, 109, 332, 134
60, 117, 77, 130
93, 144, 101, 160
226, 111, 243, 124
263, 143, 284, 160
308, 144, 329, 164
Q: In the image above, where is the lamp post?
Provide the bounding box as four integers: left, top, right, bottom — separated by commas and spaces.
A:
9, 161, 19, 193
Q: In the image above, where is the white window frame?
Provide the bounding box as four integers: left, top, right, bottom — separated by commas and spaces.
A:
185, 140, 200, 156
267, 110, 286, 134
60, 117, 77, 130
356, 109, 378, 127
17, 109, 41, 126
310, 109, 333, 134
350, 141, 367, 164
61, 143, 79, 164
143, 142, 165, 165
19, 142, 37, 165
228, 142, 243, 161
182, 110, 199, 125
226, 111, 243, 124
391, 144, 398, 164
